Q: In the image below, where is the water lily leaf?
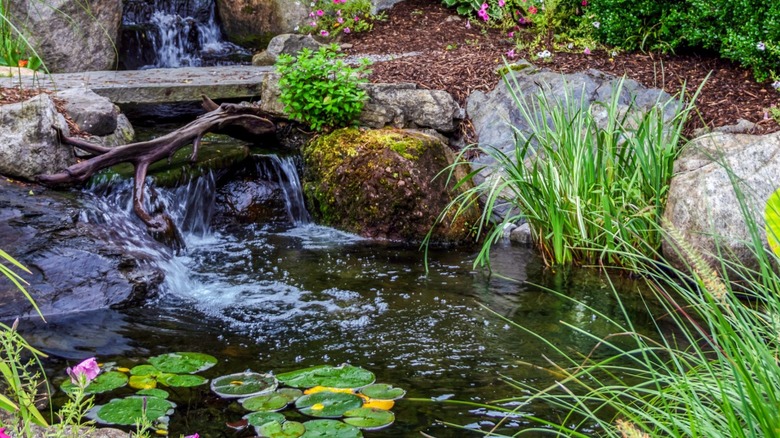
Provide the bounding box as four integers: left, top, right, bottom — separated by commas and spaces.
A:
241, 393, 290, 412
130, 364, 160, 376
61, 371, 128, 394
358, 384, 405, 400
295, 391, 363, 418
148, 352, 218, 374
277, 365, 375, 389
766, 188, 780, 258
243, 411, 286, 428
136, 388, 169, 399
301, 419, 362, 437
93, 396, 174, 426
158, 373, 207, 387
304, 386, 355, 395
361, 399, 394, 410
343, 408, 395, 430
211, 372, 277, 398
257, 420, 305, 438
277, 388, 303, 403
129, 375, 157, 390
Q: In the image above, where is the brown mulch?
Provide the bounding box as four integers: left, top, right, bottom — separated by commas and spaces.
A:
342, 0, 780, 135
0, 87, 85, 136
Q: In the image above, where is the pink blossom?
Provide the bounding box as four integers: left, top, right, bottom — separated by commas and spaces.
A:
465, 20, 471, 29
584, 47, 591, 55
184, 435, 199, 438
499, 0, 505, 6
67, 357, 100, 385
582, 0, 588, 5
310, 21, 317, 26
507, 49, 516, 58
321, 30, 330, 36
337, 17, 344, 23
343, 27, 351, 34
354, 16, 360, 21
528, 5, 537, 14
481, 3, 488, 9
508, 31, 514, 37
316, 9, 324, 16
0, 428, 10, 438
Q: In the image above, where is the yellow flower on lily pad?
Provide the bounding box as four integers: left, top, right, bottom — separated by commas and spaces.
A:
116, 367, 131, 373
363, 399, 394, 410
304, 386, 355, 395
311, 403, 325, 410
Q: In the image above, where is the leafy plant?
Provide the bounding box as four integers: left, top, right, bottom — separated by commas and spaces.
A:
430, 72, 700, 267
0, 0, 44, 70
276, 44, 371, 131
300, 0, 381, 37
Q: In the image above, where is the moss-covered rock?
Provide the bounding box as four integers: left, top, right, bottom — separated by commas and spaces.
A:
302, 128, 480, 243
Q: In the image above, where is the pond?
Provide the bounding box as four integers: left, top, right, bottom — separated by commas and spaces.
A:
18, 136, 657, 437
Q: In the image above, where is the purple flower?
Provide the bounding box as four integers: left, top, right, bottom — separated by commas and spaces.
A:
67, 357, 100, 385
508, 31, 514, 37
507, 49, 516, 58
584, 47, 591, 55
320, 30, 330, 36
499, 0, 505, 6
316, 9, 324, 16
465, 20, 471, 29
343, 27, 351, 34
337, 17, 344, 23
0, 427, 10, 438
184, 434, 199, 438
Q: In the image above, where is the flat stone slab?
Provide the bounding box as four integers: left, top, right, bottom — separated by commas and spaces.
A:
0, 66, 273, 105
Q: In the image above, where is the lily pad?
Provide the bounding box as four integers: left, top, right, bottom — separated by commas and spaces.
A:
158, 373, 207, 387
362, 399, 394, 410
343, 408, 395, 430
61, 371, 128, 394
257, 420, 305, 438
136, 388, 169, 399
241, 393, 291, 412
295, 392, 363, 418
243, 411, 286, 428
211, 372, 278, 398
93, 396, 174, 426
148, 352, 218, 374
358, 384, 405, 400
301, 419, 362, 437
277, 365, 375, 389
129, 375, 158, 390
128, 364, 206, 388
277, 388, 303, 403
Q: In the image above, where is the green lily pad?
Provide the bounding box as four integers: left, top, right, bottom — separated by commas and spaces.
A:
129, 374, 158, 390
243, 411, 286, 428
343, 408, 395, 430
148, 352, 218, 374
128, 365, 206, 388
301, 419, 362, 437
93, 396, 174, 426
257, 420, 305, 438
61, 371, 128, 394
130, 364, 159, 376
136, 388, 169, 399
277, 365, 375, 389
211, 372, 278, 398
277, 388, 303, 403
358, 384, 406, 400
241, 393, 291, 412
295, 392, 363, 418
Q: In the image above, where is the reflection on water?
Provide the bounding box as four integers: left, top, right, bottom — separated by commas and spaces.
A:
19, 171, 656, 437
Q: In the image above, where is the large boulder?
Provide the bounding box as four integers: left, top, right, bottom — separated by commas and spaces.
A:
252, 34, 325, 66
0, 180, 164, 319
0, 94, 74, 181
372, 0, 406, 13
301, 128, 479, 242
662, 131, 780, 270
9, 0, 122, 72
216, 0, 308, 49
55, 87, 135, 148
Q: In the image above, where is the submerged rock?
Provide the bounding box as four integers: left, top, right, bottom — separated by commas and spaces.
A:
301, 128, 479, 243
0, 179, 164, 319
663, 130, 780, 270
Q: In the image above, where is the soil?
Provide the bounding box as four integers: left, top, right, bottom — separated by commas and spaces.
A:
342, 0, 780, 135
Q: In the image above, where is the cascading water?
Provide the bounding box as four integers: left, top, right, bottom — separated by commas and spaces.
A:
120, 0, 249, 69
255, 155, 312, 225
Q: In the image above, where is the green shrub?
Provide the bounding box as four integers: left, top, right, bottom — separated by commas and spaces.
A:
432, 73, 699, 267
0, 0, 43, 70
300, 0, 380, 37
275, 44, 371, 132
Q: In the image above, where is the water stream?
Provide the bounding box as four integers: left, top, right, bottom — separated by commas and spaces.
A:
20, 145, 657, 436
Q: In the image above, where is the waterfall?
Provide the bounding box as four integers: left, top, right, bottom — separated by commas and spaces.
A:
255, 155, 312, 226
120, 0, 249, 70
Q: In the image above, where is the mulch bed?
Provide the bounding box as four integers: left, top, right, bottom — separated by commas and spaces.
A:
342, 0, 780, 135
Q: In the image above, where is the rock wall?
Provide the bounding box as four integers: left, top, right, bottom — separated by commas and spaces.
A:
9, 0, 122, 72
216, 0, 308, 49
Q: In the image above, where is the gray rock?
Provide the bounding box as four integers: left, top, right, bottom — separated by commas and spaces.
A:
693, 118, 758, 137
55, 88, 119, 136
216, 0, 308, 48
372, 0, 405, 13
509, 223, 533, 246
0, 180, 165, 319
252, 34, 325, 66
662, 131, 780, 270
260, 72, 287, 117
8, 0, 121, 72
0, 94, 74, 181
361, 83, 463, 133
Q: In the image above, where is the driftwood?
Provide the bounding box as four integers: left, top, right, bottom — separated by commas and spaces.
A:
38, 96, 277, 248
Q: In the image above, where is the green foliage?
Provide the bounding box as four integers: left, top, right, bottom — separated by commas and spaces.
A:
0, 0, 43, 70
300, 0, 381, 37
433, 73, 700, 267
276, 44, 371, 132
590, 0, 780, 81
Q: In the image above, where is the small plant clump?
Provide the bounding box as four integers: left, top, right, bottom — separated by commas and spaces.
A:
300, 0, 383, 38
276, 44, 371, 132
0, 0, 43, 70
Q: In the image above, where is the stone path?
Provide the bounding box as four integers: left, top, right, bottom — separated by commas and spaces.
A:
0, 65, 273, 105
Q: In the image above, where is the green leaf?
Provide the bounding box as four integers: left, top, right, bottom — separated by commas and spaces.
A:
241, 393, 290, 412
765, 187, 780, 258
295, 391, 363, 418
358, 384, 405, 400
148, 352, 217, 374
243, 411, 286, 428
211, 372, 278, 398
301, 419, 362, 437
258, 420, 305, 438
130, 365, 159, 376
157, 373, 206, 387
61, 371, 128, 394
94, 396, 174, 426
343, 408, 395, 430
276, 365, 375, 389
277, 388, 303, 403
136, 388, 169, 399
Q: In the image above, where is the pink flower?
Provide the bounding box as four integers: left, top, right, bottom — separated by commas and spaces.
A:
337, 17, 344, 23
465, 20, 471, 29
0, 427, 10, 438
316, 9, 324, 16
499, 0, 505, 6
309, 11, 315, 17
508, 31, 514, 37
184, 434, 199, 438
336, 9, 342, 15
528, 5, 537, 14
67, 357, 100, 385
582, 0, 588, 5
481, 3, 488, 9
354, 16, 360, 21
310, 21, 317, 26
343, 27, 351, 33
321, 30, 330, 36
478, 8, 490, 21
584, 47, 591, 55
507, 49, 516, 58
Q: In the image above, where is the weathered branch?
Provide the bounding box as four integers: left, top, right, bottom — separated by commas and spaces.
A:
38, 96, 278, 248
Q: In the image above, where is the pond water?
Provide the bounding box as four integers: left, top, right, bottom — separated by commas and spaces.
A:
19, 137, 657, 437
